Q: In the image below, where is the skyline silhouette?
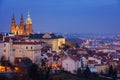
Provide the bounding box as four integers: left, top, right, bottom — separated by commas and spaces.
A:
0, 0, 120, 34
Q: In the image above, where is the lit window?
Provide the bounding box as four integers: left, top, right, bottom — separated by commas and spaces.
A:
13, 49, 15, 51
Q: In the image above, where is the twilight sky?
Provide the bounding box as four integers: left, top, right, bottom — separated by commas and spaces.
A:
0, 0, 120, 34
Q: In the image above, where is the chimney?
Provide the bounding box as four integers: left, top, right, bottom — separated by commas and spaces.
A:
3, 35, 4, 42
3, 33, 7, 42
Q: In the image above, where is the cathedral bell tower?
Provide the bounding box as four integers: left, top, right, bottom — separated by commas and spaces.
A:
19, 14, 25, 35
10, 11, 34, 36
10, 14, 16, 34
25, 11, 34, 35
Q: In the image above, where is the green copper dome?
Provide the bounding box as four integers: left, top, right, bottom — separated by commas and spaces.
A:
26, 11, 32, 22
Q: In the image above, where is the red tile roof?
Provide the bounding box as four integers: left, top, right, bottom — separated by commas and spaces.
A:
69, 55, 80, 61
13, 41, 43, 45
0, 34, 3, 41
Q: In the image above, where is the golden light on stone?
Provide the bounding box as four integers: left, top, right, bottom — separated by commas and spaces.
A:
0, 66, 12, 72
10, 11, 34, 35
15, 67, 20, 72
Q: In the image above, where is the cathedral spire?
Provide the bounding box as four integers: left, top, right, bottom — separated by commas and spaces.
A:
25, 11, 34, 35
10, 14, 16, 33
20, 14, 24, 27
12, 14, 15, 23
20, 13, 25, 35
20, 13, 23, 20
20, 13, 24, 25
26, 11, 32, 22
28, 11, 30, 17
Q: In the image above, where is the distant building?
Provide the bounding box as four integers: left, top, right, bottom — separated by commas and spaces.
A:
0, 42, 4, 58
96, 48, 116, 53
10, 11, 34, 36
62, 56, 80, 74
87, 57, 101, 67
29, 33, 65, 52
95, 65, 108, 73
77, 49, 87, 54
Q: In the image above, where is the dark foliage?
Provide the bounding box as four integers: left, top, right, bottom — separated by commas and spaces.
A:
59, 44, 70, 51
28, 63, 40, 80
76, 68, 82, 76
108, 65, 117, 80
83, 66, 91, 79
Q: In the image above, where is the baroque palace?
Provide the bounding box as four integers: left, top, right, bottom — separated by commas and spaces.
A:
10, 12, 34, 36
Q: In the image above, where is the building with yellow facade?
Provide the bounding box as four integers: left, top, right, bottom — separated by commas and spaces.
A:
29, 33, 65, 52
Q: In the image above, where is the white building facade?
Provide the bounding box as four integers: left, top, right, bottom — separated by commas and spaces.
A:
3, 40, 14, 63
62, 57, 80, 74
0, 42, 4, 59
13, 41, 42, 65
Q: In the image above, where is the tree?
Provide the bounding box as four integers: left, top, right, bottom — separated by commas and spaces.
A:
108, 65, 117, 80
41, 59, 46, 67
113, 68, 117, 80
28, 63, 40, 80
45, 68, 50, 80
100, 70, 104, 75
77, 68, 82, 76
0, 55, 6, 62
59, 44, 70, 51
75, 43, 79, 48
108, 65, 114, 77
84, 65, 91, 79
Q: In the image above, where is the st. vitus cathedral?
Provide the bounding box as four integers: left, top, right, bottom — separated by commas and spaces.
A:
10, 11, 34, 36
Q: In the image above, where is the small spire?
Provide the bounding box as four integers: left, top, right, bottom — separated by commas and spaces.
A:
20, 13, 24, 25
21, 13, 23, 20
28, 11, 30, 17
12, 13, 15, 23
12, 14, 15, 20
26, 11, 32, 22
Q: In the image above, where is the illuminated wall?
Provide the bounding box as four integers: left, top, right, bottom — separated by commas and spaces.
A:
10, 12, 34, 36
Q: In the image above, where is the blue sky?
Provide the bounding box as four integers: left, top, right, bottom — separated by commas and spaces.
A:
0, 0, 120, 33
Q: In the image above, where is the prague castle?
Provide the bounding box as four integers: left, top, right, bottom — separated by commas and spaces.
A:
9, 11, 65, 52
10, 12, 34, 36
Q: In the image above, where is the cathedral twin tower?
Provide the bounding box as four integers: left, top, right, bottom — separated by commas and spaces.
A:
10, 12, 34, 36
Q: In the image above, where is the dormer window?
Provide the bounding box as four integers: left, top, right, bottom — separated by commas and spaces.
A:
43, 33, 51, 38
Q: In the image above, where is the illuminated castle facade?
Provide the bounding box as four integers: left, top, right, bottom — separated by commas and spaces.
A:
10, 12, 34, 36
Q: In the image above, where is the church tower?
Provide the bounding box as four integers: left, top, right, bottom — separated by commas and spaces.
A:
19, 14, 25, 35
10, 14, 25, 35
10, 12, 34, 36
25, 11, 34, 35
10, 14, 16, 34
